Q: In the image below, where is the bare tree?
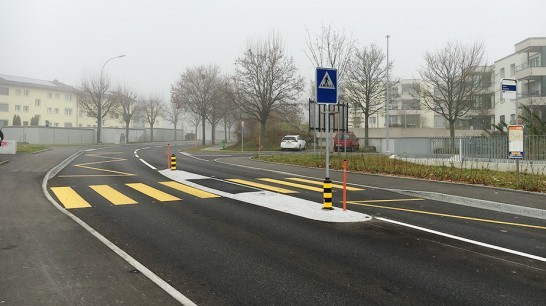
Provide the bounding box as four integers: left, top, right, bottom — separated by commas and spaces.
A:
233, 33, 304, 144
417, 41, 487, 149
346, 43, 392, 147
111, 85, 139, 143
304, 24, 355, 83
76, 72, 117, 143
164, 100, 184, 141
206, 76, 231, 145
171, 65, 224, 145
142, 97, 164, 142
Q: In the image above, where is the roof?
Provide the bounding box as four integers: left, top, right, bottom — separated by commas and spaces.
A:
0, 74, 76, 91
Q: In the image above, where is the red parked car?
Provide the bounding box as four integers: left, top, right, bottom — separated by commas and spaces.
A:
334, 132, 360, 152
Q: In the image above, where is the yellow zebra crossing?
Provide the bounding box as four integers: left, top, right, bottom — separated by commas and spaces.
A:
50, 177, 362, 209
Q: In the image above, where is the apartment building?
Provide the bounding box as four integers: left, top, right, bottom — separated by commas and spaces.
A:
495, 37, 546, 124
0, 74, 168, 130
0, 74, 88, 128
349, 37, 545, 132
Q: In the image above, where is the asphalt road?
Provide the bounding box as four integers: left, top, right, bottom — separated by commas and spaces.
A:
42, 144, 546, 305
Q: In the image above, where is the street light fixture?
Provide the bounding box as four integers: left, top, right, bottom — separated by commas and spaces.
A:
98, 54, 125, 144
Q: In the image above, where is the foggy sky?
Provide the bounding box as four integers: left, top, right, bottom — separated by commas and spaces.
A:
2, 0, 545, 102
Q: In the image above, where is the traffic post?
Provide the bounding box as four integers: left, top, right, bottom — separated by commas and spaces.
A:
316, 67, 338, 210
323, 178, 333, 210
171, 154, 177, 170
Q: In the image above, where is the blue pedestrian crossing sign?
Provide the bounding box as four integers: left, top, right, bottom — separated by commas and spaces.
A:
316, 67, 338, 105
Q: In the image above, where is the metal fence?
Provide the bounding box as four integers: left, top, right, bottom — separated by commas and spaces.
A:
394, 136, 546, 162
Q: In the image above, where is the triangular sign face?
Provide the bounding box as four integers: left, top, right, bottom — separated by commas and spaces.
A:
319, 71, 335, 89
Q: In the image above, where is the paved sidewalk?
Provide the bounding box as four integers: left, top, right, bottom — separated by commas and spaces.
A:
0, 148, 178, 305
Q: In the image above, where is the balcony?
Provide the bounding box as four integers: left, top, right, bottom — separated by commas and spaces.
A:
515, 61, 546, 80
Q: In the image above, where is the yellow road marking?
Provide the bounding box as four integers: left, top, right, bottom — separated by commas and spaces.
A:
126, 183, 181, 202
160, 181, 220, 199
349, 201, 546, 230
287, 177, 363, 191
59, 174, 136, 177
227, 179, 298, 194
69, 152, 135, 177
90, 185, 137, 205
258, 178, 323, 192
50, 187, 92, 209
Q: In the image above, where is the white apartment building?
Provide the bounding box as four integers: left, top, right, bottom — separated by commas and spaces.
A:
349, 37, 545, 132
495, 37, 546, 124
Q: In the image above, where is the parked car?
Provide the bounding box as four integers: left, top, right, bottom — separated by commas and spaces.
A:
334, 132, 360, 152
280, 135, 306, 151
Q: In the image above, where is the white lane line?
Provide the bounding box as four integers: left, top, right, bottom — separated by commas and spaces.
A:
376, 217, 546, 263
140, 158, 157, 170
134, 149, 140, 158
43, 150, 196, 305
181, 152, 208, 162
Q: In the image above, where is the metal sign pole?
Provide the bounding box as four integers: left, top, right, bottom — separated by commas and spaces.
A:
326, 107, 330, 179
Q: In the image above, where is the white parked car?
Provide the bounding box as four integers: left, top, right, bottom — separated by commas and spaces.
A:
280, 135, 306, 151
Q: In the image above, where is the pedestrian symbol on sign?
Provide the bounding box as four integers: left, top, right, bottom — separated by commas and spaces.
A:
319, 71, 335, 89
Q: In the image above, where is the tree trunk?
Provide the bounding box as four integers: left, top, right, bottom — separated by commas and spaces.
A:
364, 114, 370, 147
449, 120, 456, 152
173, 122, 177, 141
201, 116, 206, 146
260, 121, 267, 149
125, 122, 130, 144
150, 124, 154, 142
211, 123, 216, 145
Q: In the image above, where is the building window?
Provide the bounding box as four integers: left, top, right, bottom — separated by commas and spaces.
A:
15, 105, 21, 112
0, 103, 9, 112
47, 107, 52, 114
23, 90, 29, 96
55, 93, 60, 100
48, 93, 53, 99
64, 94, 73, 102
35, 99, 41, 107
500, 68, 505, 78
0, 87, 9, 95
64, 108, 73, 116
54, 108, 59, 114
54, 123, 59, 127
510, 64, 515, 76
23, 105, 29, 112
510, 114, 516, 124
500, 115, 505, 123
15, 89, 22, 96
368, 117, 377, 127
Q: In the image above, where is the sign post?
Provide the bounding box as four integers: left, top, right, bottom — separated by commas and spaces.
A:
508, 125, 524, 187
316, 67, 338, 210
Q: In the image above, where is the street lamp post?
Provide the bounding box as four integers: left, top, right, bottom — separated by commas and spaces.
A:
98, 54, 125, 144
385, 35, 390, 153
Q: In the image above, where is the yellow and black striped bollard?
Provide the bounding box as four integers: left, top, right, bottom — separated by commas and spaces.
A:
170, 154, 176, 170
323, 177, 333, 210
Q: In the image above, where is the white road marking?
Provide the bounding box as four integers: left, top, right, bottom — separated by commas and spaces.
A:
159, 169, 371, 223
376, 217, 546, 263
181, 152, 208, 162
140, 158, 157, 170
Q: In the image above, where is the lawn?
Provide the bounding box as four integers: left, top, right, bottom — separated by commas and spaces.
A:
254, 153, 546, 193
